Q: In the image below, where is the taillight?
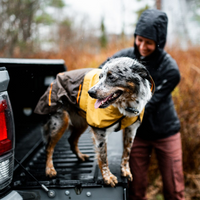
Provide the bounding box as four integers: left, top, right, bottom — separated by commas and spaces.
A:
0, 92, 15, 190
0, 99, 12, 155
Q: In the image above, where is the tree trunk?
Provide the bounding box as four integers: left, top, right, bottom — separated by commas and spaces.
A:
156, 0, 162, 10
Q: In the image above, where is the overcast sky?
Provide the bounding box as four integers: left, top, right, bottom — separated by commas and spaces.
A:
65, 0, 155, 35
64, 0, 200, 47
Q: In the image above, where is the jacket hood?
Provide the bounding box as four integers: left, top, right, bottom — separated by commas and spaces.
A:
134, 9, 168, 49
133, 9, 168, 67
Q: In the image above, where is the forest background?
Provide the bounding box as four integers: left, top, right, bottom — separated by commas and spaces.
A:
0, 0, 200, 199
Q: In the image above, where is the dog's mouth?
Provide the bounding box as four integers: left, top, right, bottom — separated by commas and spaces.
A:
94, 90, 123, 109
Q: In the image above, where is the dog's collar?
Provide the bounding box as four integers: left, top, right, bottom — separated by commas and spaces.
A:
125, 107, 139, 114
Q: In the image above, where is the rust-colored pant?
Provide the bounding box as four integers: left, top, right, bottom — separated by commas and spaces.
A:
129, 133, 185, 200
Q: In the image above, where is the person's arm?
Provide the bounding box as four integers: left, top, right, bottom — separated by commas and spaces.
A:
145, 61, 181, 114
99, 47, 134, 68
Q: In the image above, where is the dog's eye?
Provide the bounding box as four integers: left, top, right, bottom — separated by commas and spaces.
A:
107, 71, 117, 81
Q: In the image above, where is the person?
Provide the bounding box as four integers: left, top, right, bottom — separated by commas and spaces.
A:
99, 9, 184, 200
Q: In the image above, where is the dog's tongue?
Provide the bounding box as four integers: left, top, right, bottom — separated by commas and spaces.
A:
94, 99, 103, 109
94, 95, 112, 109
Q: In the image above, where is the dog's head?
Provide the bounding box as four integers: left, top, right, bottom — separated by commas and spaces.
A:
88, 57, 153, 114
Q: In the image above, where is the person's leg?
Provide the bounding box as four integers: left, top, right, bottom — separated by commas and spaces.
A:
129, 137, 152, 200
154, 133, 185, 200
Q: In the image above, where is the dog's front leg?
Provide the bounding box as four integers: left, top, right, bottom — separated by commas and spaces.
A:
91, 128, 118, 187
121, 121, 140, 181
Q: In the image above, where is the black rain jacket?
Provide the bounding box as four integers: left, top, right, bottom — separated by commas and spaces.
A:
99, 9, 181, 140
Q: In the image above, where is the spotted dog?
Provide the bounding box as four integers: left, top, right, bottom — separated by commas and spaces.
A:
34, 57, 154, 187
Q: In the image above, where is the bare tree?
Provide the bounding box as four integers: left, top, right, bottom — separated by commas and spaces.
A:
0, 0, 66, 57
0, 0, 40, 56
156, 0, 162, 9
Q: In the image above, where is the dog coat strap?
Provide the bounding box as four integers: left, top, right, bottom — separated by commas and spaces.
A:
114, 116, 125, 132
137, 108, 145, 122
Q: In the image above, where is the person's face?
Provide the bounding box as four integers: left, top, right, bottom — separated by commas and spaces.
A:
135, 35, 156, 57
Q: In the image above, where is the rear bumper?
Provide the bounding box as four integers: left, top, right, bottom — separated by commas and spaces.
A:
1, 191, 22, 200
16, 186, 127, 200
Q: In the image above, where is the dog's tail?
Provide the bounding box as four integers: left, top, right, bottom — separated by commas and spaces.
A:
41, 108, 71, 145
42, 120, 51, 144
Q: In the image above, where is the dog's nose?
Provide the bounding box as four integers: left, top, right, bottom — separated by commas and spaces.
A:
88, 90, 96, 98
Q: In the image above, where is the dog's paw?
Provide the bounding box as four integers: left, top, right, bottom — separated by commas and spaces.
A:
46, 167, 57, 178
103, 173, 118, 187
121, 166, 133, 181
77, 153, 90, 162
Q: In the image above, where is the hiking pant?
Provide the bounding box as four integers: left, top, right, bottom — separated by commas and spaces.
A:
129, 133, 185, 200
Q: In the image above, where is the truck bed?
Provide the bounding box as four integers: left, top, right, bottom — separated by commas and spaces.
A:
12, 123, 127, 199
13, 123, 126, 187
13, 126, 97, 187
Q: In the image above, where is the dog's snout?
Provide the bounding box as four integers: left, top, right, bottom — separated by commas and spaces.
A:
88, 89, 96, 98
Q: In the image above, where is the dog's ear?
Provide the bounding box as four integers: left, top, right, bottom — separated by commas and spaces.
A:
130, 62, 155, 93
130, 62, 149, 79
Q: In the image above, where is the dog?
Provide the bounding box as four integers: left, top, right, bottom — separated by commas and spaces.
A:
34, 57, 154, 187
